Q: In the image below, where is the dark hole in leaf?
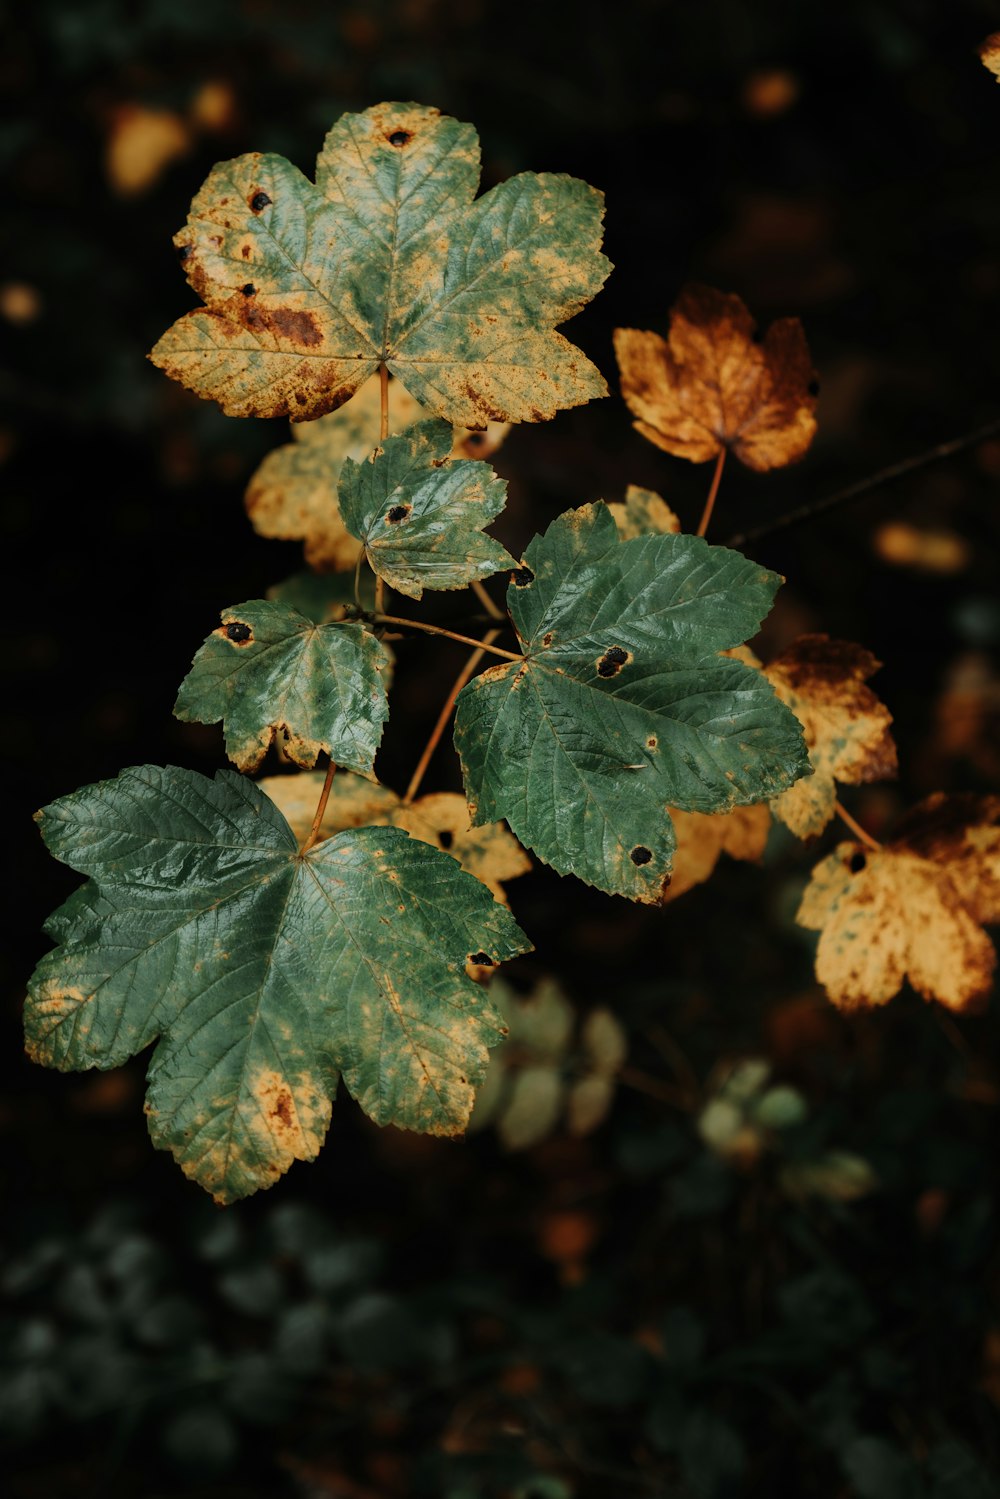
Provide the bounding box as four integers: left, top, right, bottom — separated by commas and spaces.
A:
464, 432, 486, 449
630, 845, 653, 866
439, 830, 454, 850
468, 952, 494, 966
597, 645, 629, 677
808, 378, 820, 397
249, 191, 272, 212
224, 621, 253, 644
512, 567, 534, 587
849, 851, 867, 874
386, 504, 411, 523
388, 129, 412, 146
241, 283, 256, 297
176, 243, 192, 261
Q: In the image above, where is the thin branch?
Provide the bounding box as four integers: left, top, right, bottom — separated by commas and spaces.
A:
834, 797, 882, 851
470, 577, 506, 621
696, 447, 726, 538
403, 629, 501, 803
726, 415, 1000, 550
298, 760, 336, 855
374, 612, 524, 662
375, 363, 390, 616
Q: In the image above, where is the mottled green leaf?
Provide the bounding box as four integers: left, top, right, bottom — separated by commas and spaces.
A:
339, 419, 514, 598
174, 600, 390, 774
246, 372, 509, 570
26, 766, 529, 1203
150, 102, 610, 426
454, 502, 809, 901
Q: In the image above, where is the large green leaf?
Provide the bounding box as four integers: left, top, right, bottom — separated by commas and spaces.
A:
453, 503, 809, 901
150, 102, 610, 426
339, 419, 515, 599
26, 766, 529, 1204
174, 600, 390, 774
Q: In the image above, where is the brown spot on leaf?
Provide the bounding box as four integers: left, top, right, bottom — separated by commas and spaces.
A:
222, 620, 253, 645
597, 645, 630, 678
271, 1091, 293, 1127
269, 306, 322, 346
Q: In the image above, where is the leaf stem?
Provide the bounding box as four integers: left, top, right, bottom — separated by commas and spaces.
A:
470, 577, 505, 621
375, 363, 390, 617
834, 797, 882, 850
403, 629, 502, 804
725, 414, 1000, 549
299, 760, 337, 855
696, 447, 726, 538
373, 613, 523, 662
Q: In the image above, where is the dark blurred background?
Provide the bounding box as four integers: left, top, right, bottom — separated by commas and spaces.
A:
4, 1, 1000, 1495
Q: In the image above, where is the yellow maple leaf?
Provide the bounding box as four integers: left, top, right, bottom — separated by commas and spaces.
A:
607, 484, 682, 539
662, 804, 771, 902
614, 283, 817, 471
259, 770, 528, 907
797, 794, 1000, 1012
765, 635, 897, 838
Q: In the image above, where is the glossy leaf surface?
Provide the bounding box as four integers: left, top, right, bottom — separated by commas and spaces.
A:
454, 502, 809, 900
26, 767, 530, 1203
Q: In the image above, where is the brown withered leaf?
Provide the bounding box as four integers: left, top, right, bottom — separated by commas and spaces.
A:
765, 635, 897, 839
245, 373, 508, 570
798, 794, 1000, 1012
259, 771, 529, 905
614, 283, 817, 471
661, 804, 771, 902
980, 32, 1000, 79
607, 484, 682, 539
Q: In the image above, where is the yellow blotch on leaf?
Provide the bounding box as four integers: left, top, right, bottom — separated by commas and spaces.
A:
614, 283, 817, 472
798, 794, 1000, 1013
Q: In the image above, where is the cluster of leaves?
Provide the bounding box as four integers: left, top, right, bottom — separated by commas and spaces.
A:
25, 98, 1000, 1209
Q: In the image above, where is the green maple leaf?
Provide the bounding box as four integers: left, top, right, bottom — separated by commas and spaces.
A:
454, 502, 809, 902
26, 766, 530, 1204
150, 102, 610, 426
339, 419, 515, 599
174, 600, 391, 773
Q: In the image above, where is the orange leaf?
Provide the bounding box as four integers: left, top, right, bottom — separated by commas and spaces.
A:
662, 804, 771, 902
765, 635, 897, 838
614, 283, 817, 472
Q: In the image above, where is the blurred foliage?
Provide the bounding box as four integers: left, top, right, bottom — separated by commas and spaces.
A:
5, 0, 1000, 1494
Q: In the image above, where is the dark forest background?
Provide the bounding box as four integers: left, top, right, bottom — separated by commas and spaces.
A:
3, 1, 1000, 1494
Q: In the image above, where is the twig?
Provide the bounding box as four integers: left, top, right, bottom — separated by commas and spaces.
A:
725, 415, 1000, 550
834, 797, 881, 851
374, 613, 523, 661
470, 577, 506, 621
403, 629, 501, 803
374, 363, 390, 616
